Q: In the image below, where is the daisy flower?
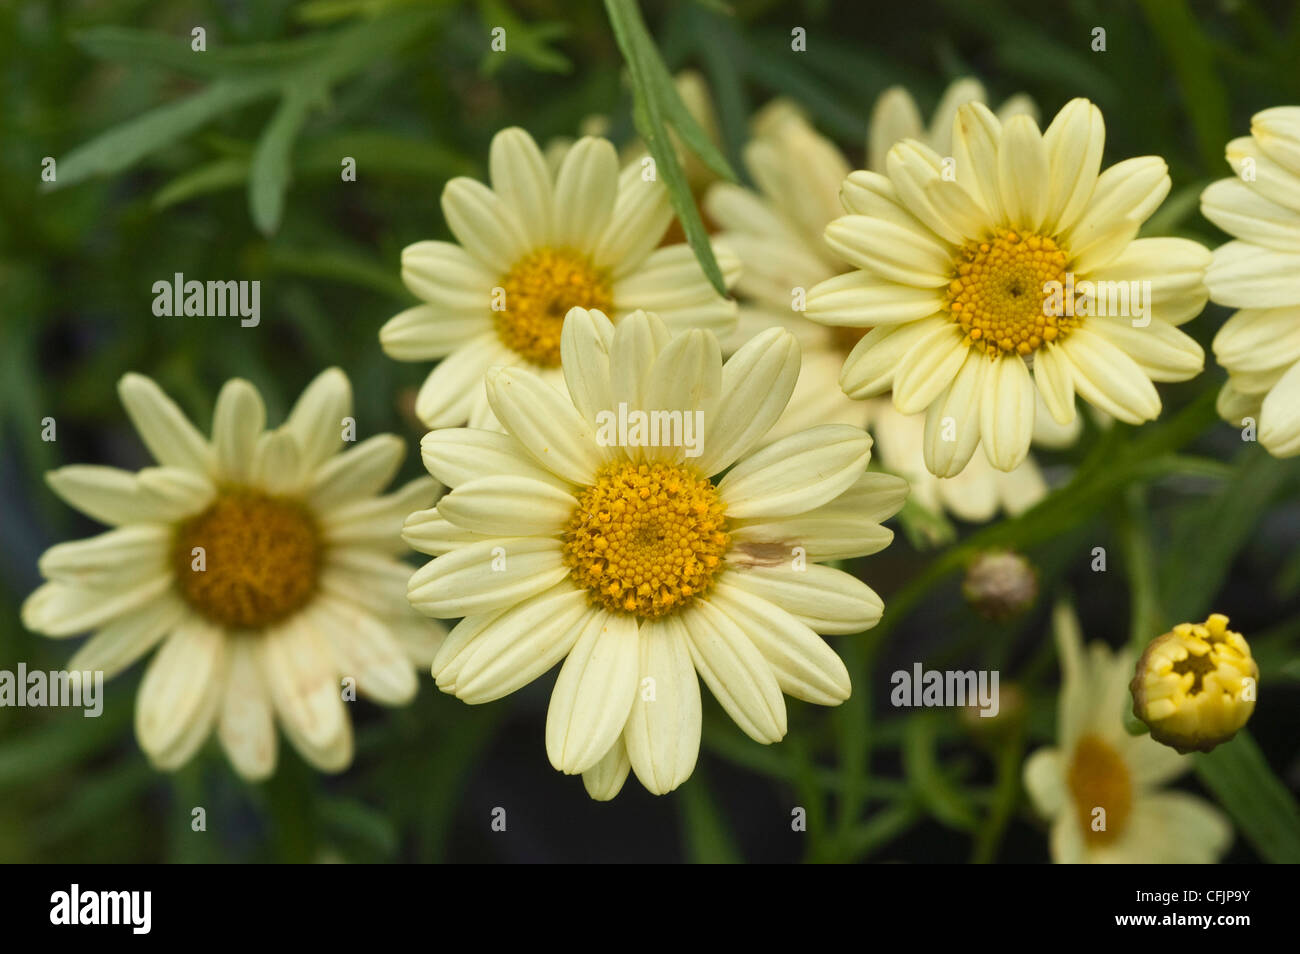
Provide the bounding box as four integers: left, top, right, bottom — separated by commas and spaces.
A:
22, 370, 445, 780
1203, 106, 1300, 456
403, 308, 907, 799
379, 126, 739, 429
806, 97, 1209, 475
705, 89, 1075, 522
1023, 605, 1232, 863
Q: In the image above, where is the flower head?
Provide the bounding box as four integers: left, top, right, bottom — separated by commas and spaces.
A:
404, 308, 907, 799
1204, 106, 1300, 457
1131, 614, 1258, 754
808, 98, 1208, 476
23, 370, 445, 779
379, 127, 738, 428
1023, 605, 1231, 863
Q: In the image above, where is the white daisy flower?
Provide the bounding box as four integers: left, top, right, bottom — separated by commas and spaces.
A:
379, 127, 739, 429
1023, 605, 1232, 863
1203, 106, 1300, 456
705, 89, 1075, 521
806, 97, 1209, 475
403, 308, 907, 799
22, 370, 446, 780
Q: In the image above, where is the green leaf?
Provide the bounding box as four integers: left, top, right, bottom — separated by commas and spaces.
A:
902, 713, 979, 831
73, 26, 336, 80
476, 0, 572, 75
604, 0, 735, 296
1195, 732, 1300, 863
679, 771, 742, 863
249, 84, 322, 235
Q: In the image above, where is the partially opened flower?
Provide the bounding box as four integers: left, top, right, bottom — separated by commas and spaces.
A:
1203, 106, 1300, 456
1023, 605, 1231, 863
379, 127, 739, 428
22, 370, 445, 780
807, 98, 1208, 475
705, 90, 1075, 522
404, 308, 906, 799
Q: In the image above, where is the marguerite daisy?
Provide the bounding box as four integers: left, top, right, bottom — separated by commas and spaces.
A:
403, 308, 907, 799
1023, 604, 1231, 863
705, 92, 1075, 522
807, 98, 1209, 475
379, 127, 739, 428
22, 369, 445, 780
1203, 106, 1300, 456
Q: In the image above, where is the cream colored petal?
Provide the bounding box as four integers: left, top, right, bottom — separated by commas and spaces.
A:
596, 160, 674, 273
729, 472, 902, 562
994, 453, 1047, 516
407, 535, 568, 618
838, 170, 924, 230
137, 466, 216, 516
1032, 341, 1077, 427
260, 616, 353, 773
1251, 106, 1300, 172
414, 334, 509, 429
892, 321, 970, 415
545, 611, 639, 774
722, 563, 883, 634
402, 509, 492, 557
135, 618, 225, 769
979, 354, 1035, 471
1091, 236, 1210, 326
1089, 318, 1204, 382
1206, 240, 1300, 309
489, 126, 554, 246
1226, 133, 1300, 215
681, 599, 786, 743
950, 102, 1005, 221
804, 271, 944, 327
1213, 306, 1300, 373
399, 239, 496, 312
448, 586, 591, 704
923, 349, 986, 477
117, 373, 214, 475
1022, 747, 1066, 817
560, 307, 616, 424
310, 596, 417, 706
283, 367, 351, 475
1066, 157, 1170, 272
613, 243, 738, 312
823, 215, 952, 287
695, 327, 800, 475
1121, 792, 1232, 864
436, 475, 575, 535
45, 466, 181, 526
553, 136, 619, 251
928, 78, 988, 156
1260, 359, 1300, 456
211, 379, 265, 484
997, 114, 1051, 232
1200, 177, 1300, 253
322, 476, 440, 553
305, 434, 404, 511
485, 366, 606, 484
1042, 98, 1105, 232
838, 316, 947, 399
638, 328, 722, 464
320, 549, 412, 618
624, 614, 701, 795
1058, 328, 1161, 425
707, 584, 850, 706
389, 613, 449, 668
441, 176, 531, 273
218, 636, 277, 781
66, 593, 186, 678
38, 525, 169, 589
868, 86, 924, 172
921, 177, 989, 243
22, 574, 174, 638
582, 735, 632, 801
886, 140, 968, 245
421, 426, 570, 491
380, 304, 485, 362
717, 424, 871, 519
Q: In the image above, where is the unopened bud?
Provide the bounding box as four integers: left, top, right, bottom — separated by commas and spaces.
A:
1130, 613, 1258, 754
962, 549, 1037, 621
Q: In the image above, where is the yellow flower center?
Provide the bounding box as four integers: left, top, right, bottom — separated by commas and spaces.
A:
173, 490, 321, 629
1066, 733, 1132, 845
1131, 614, 1258, 753
496, 247, 614, 367
562, 460, 729, 619
944, 229, 1075, 358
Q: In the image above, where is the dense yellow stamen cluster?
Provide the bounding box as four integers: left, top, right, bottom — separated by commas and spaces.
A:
174, 490, 321, 629
1066, 733, 1132, 845
496, 247, 613, 367
1131, 614, 1258, 753
944, 229, 1074, 358
562, 460, 729, 619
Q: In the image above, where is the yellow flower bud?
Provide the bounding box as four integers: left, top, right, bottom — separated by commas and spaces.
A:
1130, 614, 1258, 753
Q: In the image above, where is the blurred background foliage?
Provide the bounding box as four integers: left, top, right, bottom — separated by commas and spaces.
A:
2, 0, 1299, 862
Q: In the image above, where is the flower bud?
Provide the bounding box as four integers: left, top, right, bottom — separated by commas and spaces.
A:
962, 549, 1037, 621
1130, 614, 1258, 754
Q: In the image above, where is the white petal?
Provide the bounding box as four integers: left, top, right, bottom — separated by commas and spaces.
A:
211, 378, 265, 483
997, 114, 1050, 232
582, 736, 632, 801
823, 216, 952, 286
1260, 360, 1300, 456
559, 306, 616, 424
1089, 317, 1204, 382
892, 321, 969, 415
923, 350, 986, 477
624, 614, 701, 795
260, 615, 353, 773
553, 136, 619, 251
420, 426, 570, 490
695, 327, 800, 475
723, 563, 883, 634
407, 535, 568, 618
489, 127, 554, 245
66, 593, 186, 678
1206, 240, 1300, 309
218, 636, 277, 781
436, 475, 575, 535
485, 366, 606, 484
1058, 328, 1161, 424
717, 424, 871, 518
135, 618, 225, 769
306, 434, 405, 510
979, 355, 1035, 471
285, 367, 352, 474
311, 596, 417, 706
681, 599, 786, 744
545, 611, 639, 773
22, 574, 174, 637
441, 176, 531, 273
117, 373, 214, 474
1043, 98, 1105, 231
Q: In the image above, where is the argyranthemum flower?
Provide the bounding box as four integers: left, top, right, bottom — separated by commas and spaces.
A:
705, 93, 1076, 522
379, 126, 739, 429
403, 308, 907, 799
1203, 106, 1300, 456
22, 369, 445, 780
1023, 605, 1231, 863
807, 97, 1209, 475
